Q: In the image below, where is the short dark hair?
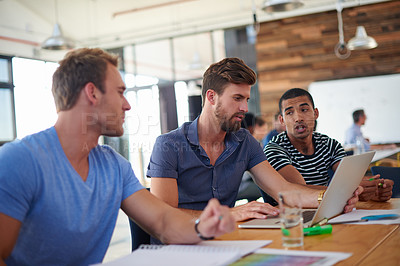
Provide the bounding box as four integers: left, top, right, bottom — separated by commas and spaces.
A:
241, 112, 255, 129
202, 57, 256, 107
52, 48, 119, 112
352, 109, 365, 123
255, 116, 266, 127
279, 88, 315, 115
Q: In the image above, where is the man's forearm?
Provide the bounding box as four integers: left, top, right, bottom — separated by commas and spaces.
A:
178, 208, 203, 218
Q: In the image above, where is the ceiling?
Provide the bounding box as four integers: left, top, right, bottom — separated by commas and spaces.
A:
0, 0, 389, 61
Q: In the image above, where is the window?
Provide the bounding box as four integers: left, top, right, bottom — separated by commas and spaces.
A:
12, 57, 58, 139
0, 56, 16, 145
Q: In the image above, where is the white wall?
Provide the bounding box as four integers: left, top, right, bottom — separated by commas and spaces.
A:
309, 74, 400, 145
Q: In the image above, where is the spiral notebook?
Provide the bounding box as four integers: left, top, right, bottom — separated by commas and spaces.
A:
96, 240, 271, 266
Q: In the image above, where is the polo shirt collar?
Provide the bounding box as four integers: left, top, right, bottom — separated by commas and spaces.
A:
186, 117, 246, 147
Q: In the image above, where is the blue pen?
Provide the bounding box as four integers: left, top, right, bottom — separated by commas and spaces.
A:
360, 214, 400, 221
329, 214, 399, 224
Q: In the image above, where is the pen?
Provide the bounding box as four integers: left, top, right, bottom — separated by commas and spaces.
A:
328, 214, 400, 224
367, 177, 383, 188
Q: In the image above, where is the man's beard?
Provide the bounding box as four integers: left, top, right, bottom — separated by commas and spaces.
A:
215, 102, 243, 133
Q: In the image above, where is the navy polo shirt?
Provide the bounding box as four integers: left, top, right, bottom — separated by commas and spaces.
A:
147, 117, 267, 210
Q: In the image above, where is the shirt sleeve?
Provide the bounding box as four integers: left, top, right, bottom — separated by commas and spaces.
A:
246, 135, 268, 170
264, 142, 292, 171
0, 142, 36, 222
330, 139, 346, 167
112, 148, 145, 201
146, 134, 179, 179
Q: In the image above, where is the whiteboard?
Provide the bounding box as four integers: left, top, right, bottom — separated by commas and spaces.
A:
308, 74, 400, 145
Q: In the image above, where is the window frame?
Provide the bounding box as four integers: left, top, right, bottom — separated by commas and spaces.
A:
0, 55, 16, 146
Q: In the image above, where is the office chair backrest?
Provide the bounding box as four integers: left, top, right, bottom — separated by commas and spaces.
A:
129, 188, 151, 251
371, 166, 400, 198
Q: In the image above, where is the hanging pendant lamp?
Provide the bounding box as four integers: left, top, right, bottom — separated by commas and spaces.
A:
347, 26, 378, 50
262, 0, 304, 13
42, 23, 75, 50
42, 0, 75, 50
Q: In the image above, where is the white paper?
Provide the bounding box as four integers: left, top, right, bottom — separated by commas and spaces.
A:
329, 209, 400, 225
197, 240, 272, 256
95, 240, 272, 266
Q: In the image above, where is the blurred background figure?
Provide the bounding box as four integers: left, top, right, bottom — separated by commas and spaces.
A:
262, 111, 286, 148
253, 116, 269, 144
345, 109, 370, 153
236, 113, 263, 203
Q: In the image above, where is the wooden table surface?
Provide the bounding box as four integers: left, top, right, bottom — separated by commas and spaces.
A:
216, 199, 400, 265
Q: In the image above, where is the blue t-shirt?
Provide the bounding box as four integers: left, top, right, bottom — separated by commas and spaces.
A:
0, 127, 144, 265
146, 118, 267, 210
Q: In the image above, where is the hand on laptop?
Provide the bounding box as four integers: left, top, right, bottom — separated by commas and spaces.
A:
230, 201, 279, 221
343, 186, 363, 213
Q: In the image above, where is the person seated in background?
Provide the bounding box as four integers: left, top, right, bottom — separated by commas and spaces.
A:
253, 116, 269, 144
236, 113, 263, 202
344, 109, 397, 153
262, 111, 286, 148
0, 48, 235, 265
148, 58, 361, 232
344, 109, 371, 152
263, 88, 393, 204
241, 113, 269, 144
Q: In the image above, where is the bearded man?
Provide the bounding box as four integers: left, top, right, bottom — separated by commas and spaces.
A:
147, 58, 361, 242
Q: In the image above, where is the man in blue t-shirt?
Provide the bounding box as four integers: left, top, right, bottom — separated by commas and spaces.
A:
148, 58, 362, 224
0, 48, 235, 265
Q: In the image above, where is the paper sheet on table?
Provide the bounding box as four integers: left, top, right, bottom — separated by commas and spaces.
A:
231, 248, 352, 266
95, 240, 272, 266
329, 209, 400, 224
196, 240, 272, 256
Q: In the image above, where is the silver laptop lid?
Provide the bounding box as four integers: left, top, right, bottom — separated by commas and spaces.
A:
238, 151, 375, 229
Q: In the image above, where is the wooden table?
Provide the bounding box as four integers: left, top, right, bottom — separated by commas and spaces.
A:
216, 199, 400, 266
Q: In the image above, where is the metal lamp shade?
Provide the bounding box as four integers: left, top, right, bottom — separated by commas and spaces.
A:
262, 0, 304, 12
42, 23, 75, 50
347, 26, 378, 50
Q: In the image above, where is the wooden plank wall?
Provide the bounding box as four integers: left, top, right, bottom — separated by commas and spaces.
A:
256, 1, 400, 126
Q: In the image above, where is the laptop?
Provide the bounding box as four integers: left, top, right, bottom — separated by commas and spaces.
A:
239, 151, 376, 229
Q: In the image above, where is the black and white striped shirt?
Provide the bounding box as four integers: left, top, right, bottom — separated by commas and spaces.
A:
264, 131, 346, 186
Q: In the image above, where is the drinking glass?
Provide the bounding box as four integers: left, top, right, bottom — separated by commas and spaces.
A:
278, 190, 304, 247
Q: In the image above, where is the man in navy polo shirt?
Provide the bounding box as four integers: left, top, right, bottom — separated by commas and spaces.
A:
148, 58, 362, 225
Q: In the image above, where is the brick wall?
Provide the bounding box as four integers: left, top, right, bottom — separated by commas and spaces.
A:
256, 1, 400, 126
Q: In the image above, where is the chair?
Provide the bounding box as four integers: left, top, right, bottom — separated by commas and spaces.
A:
259, 189, 278, 206
129, 188, 151, 251
370, 166, 400, 198
129, 218, 150, 251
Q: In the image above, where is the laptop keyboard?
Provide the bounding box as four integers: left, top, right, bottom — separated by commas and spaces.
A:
303, 210, 316, 223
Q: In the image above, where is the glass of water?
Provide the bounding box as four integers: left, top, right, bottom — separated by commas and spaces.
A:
278, 190, 304, 247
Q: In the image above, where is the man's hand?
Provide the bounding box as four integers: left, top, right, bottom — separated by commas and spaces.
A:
371, 179, 393, 202
343, 186, 363, 213
359, 175, 380, 201
230, 201, 279, 222
196, 198, 236, 239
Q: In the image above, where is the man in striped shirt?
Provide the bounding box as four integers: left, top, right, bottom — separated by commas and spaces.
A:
263, 88, 393, 204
